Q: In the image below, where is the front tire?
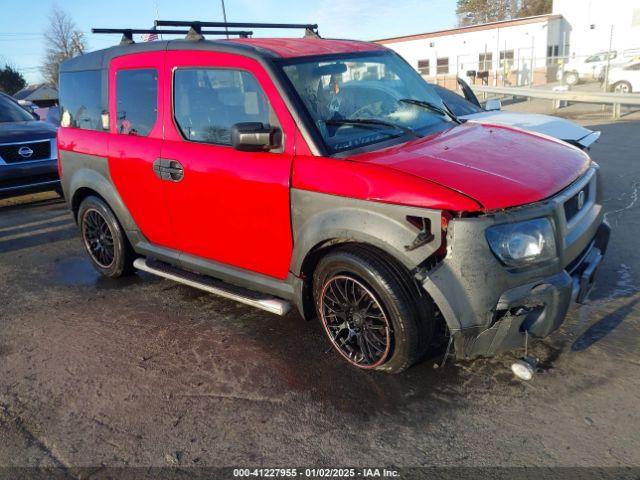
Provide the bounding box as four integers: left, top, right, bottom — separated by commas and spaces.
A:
78, 196, 134, 278
313, 246, 434, 374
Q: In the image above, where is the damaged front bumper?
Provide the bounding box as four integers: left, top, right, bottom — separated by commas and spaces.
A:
421, 166, 610, 358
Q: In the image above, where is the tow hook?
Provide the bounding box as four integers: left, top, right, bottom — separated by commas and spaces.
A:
511, 330, 538, 381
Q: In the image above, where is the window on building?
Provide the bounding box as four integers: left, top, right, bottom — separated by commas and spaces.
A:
116, 69, 158, 136
59, 70, 103, 131
436, 57, 449, 75
478, 52, 492, 71
417, 59, 430, 76
499, 50, 514, 69
547, 45, 560, 58
173, 68, 278, 146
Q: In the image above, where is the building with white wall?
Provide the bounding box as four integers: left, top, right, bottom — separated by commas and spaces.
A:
553, 0, 640, 60
375, 0, 640, 87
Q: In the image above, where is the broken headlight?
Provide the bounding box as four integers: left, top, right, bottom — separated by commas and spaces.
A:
485, 218, 556, 268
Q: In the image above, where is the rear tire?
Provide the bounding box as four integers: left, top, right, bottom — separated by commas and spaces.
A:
312, 245, 434, 374
612, 81, 632, 94
78, 196, 134, 278
564, 71, 579, 86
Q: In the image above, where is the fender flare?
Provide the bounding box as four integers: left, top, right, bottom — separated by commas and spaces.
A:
289, 189, 442, 276
66, 162, 142, 243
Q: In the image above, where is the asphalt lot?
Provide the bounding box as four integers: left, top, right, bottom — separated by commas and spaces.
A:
0, 119, 639, 477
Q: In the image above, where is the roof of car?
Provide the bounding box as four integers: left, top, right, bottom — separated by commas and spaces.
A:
221, 37, 386, 58
60, 37, 387, 72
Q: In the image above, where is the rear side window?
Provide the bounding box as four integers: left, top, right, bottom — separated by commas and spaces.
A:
59, 70, 103, 130
116, 69, 158, 136
173, 68, 277, 145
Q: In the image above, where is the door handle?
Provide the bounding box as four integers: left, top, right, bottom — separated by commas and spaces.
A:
153, 158, 184, 182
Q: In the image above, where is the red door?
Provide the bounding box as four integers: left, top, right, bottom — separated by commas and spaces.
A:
161, 51, 298, 280
107, 52, 175, 248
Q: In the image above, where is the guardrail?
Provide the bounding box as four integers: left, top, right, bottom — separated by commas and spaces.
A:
469, 85, 640, 119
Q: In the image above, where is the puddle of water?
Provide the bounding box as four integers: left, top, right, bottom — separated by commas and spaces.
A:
51, 255, 154, 289
53, 256, 101, 286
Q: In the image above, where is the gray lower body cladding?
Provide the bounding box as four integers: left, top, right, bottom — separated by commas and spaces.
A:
443, 221, 610, 358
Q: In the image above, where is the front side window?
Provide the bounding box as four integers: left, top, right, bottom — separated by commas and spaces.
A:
116, 69, 158, 136
173, 68, 277, 146
280, 52, 452, 154
59, 70, 103, 130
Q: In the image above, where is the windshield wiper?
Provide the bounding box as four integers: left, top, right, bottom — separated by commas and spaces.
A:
324, 118, 422, 138
399, 98, 462, 124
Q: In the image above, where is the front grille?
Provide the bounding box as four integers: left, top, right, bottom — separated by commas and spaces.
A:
0, 140, 51, 163
563, 184, 590, 222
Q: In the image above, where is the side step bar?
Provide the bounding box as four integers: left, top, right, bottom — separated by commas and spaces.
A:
133, 257, 292, 316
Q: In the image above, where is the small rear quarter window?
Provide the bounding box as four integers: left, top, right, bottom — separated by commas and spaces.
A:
116, 69, 158, 136
59, 70, 103, 131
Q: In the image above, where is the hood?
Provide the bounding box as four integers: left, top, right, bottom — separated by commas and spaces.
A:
461, 110, 599, 148
0, 121, 57, 144
351, 122, 591, 211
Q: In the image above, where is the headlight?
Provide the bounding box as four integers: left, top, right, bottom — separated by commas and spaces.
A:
485, 218, 556, 268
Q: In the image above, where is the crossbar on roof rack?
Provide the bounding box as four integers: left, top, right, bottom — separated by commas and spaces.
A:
154, 20, 320, 38
91, 27, 253, 45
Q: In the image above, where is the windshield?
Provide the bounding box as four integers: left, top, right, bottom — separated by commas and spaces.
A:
280, 52, 452, 154
0, 94, 35, 123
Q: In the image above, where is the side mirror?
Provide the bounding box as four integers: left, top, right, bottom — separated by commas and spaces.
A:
231, 122, 282, 152
485, 99, 502, 111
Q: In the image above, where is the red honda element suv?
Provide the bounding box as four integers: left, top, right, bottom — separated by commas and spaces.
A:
57, 21, 610, 373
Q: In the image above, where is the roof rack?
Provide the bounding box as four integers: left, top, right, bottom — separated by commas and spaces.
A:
91, 28, 253, 45
154, 20, 320, 39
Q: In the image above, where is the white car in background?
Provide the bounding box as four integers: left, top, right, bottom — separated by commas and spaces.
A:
432, 78, 601, 150
608, 61, 640, 93
557, 50, 618, 86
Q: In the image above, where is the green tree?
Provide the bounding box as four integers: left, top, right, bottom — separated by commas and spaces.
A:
456, 0, 550, 26
517, 0, 552, 17
0, 64, 26, 95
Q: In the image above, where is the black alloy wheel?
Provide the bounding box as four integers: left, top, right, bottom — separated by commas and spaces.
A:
313, 245, 435, 373
319, 274, 391, 368
77, 195, 134, 278
82, 208, 115, 268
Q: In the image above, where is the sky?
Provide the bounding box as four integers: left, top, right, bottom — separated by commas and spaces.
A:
0, 0, 457, 84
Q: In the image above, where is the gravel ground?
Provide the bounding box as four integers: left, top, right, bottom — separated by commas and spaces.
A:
0, 119, 638, 479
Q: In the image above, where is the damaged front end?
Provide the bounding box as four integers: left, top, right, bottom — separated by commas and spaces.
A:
420, 166, 611, 359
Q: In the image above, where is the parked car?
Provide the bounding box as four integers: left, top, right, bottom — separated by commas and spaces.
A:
557, 48, 640, 85
433, 78, 601, 150
558, 50, 618, 85
58, 23, 610, 373
0, 92, 60, 199
608, 60, 640, 93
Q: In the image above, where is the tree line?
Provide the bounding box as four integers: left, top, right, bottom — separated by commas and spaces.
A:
456, 0, 552, 26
